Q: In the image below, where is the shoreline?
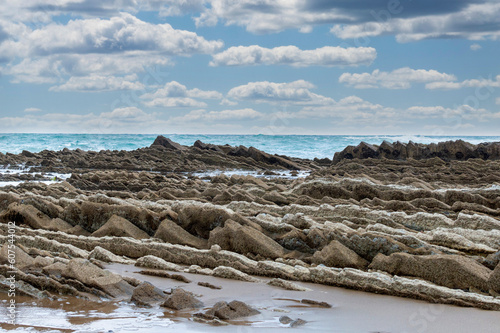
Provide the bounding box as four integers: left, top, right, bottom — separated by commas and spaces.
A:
0, 136, 499, 331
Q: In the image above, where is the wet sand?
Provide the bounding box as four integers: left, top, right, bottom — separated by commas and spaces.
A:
2, 262, 499, 333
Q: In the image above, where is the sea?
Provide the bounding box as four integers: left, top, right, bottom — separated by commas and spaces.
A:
1, 134, 500, 160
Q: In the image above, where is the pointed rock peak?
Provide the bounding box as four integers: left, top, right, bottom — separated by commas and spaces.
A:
151, 136, 186, 150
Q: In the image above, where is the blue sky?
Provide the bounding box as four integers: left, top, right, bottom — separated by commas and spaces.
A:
0, 0, 499, 135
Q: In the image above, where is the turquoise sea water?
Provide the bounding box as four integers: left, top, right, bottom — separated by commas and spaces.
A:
1, 134, 499, 159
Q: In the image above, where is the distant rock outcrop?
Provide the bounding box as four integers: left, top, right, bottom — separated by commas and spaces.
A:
333, 140, 500, 163
150, 135, 186, 150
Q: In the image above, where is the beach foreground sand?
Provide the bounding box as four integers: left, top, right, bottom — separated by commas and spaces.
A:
0, 137, 499, 331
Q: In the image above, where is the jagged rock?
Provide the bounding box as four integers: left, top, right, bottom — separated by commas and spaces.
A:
268, 278, 311, 291
162, 288, 203, 310
312, 240, 368, 269
150, 136, 186, 150
193, 140, 223, 153
131, 281, 167, 307
490, 263, 500, 293
213, 266, 261, 282
0, 244, 34, 270
42, 262, 67, 277
0, 203, 71, 232
92, 214, 149, 240
88, 246, 134, 264
370, 253, 492, 291
204, 300, 260, 320
208, 219, 285, 259
62, 258, 134, 299
154, 219, 207, 249
135, 255, 182, 272
333, 140, 500, 163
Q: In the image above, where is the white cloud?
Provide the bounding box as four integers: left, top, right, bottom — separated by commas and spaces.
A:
0, 13, 223, 87
339, 67, 457, 89
168, 108, 263, 123
496, 97, 500, 105
0, 13, 222, 59
194, 0, 349, 34
227, 80, 334, 105
210, 45, 376, 67
470, 43, 482, 51
49, 74, 145, 92
425, 75, 500, 89
24, 107, 41, 112
330, 2, 500, 42
140, 81, 223, 108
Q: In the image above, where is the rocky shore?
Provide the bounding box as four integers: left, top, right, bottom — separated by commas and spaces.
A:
1, 137, 500, 329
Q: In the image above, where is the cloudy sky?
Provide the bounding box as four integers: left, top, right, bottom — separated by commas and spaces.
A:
0, 0, 499, 135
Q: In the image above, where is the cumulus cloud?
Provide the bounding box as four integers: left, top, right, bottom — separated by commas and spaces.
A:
339, 67, 457, 89
210, 45, 376, 67
0, 13, 222, 59
49, 74, 145, 92
24, 107, 42, 112
0, 13, 223, 87
425, 75, 500, 89
330, 2, 500, 42
227, 80, 334, 105
140, 81, 223, 108
187, 0, 500, 41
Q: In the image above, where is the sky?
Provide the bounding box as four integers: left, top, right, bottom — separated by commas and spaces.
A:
0, 0, 499, 135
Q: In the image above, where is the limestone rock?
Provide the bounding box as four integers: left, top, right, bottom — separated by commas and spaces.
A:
312, 240, 368, 269
150, 136, 186, 150
204, 300, 260, 320
131, 281, 167, 307
370, 253, 492, 291
208, 219, 285, 259
92, 214, 149, 240
162, 288, 203, 310
154, 219, 207, 249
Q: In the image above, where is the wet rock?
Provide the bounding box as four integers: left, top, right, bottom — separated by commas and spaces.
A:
150, 136, 186, 150
62, 258, 134, 299
208, 219, 285, 259
312, 240, 368, 269
198, 281, 222, 290
154, 219, 207, 249
204, 300, 260, 320
135, 255, 182, 272
370, 253, 492, 291
268, 278, 311, 291
162, 288, 203, 310
92, 214, 149, 240
213, 266, 261, 282
301, 299, 332, 308
279, 316, 293, 324
131, 281, 167, 307
290, 318, 307, 327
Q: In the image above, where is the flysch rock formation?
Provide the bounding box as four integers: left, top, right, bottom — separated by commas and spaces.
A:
0, 136, 500, 329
